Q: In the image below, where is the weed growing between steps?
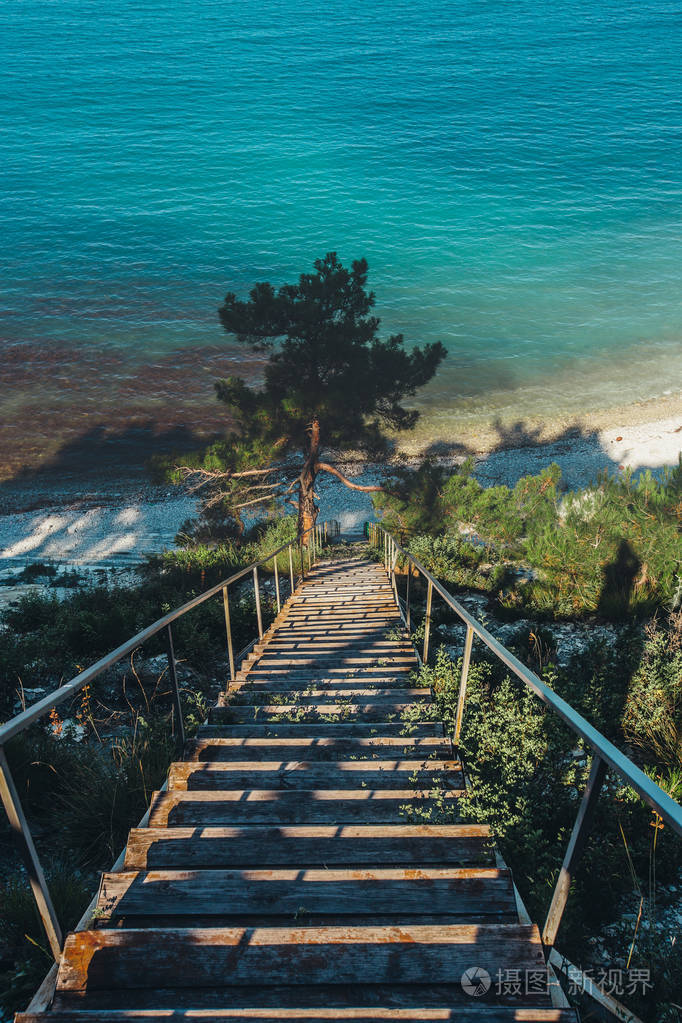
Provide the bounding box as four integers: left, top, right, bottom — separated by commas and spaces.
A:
412, 621, 682, 1022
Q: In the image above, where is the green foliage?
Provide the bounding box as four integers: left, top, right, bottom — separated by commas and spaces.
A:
218, 253, 447, 450
0, 864, 93, 1014
622, 612, 682, 776
376, 457, 681, 620
413, 622, 682, 1021
0, 515, 297, 719
166, 254, 446, 532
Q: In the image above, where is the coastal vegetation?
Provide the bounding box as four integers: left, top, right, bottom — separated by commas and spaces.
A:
374, 456, 682, 618
370, 456, 682, 1020
415, 623, 682, 1020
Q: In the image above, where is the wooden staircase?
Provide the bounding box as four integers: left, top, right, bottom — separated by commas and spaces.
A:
20, 556, 578, 1023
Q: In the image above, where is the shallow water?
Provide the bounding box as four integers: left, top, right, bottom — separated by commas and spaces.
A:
2, 0, 682, 469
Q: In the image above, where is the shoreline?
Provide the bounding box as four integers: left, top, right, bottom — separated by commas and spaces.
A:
0, 395, 679, 584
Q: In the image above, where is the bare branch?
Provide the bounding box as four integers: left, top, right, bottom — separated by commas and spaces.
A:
233, 494, 281, 510
316, 462, 384, 493
200, 483, 282, 510
175, 465, 278, 494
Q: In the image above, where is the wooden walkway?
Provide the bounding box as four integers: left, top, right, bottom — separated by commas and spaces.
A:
22, 556, 577, 1023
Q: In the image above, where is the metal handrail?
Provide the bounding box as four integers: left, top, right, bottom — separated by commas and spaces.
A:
0, 517, 339, 961
369, 521, 682, 958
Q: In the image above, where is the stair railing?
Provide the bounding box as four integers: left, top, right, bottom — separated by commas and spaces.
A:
0, 518, 338, 961
368, 522, 682, 966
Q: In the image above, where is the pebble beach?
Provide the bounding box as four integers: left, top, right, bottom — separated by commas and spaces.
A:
0, 397, 679, 600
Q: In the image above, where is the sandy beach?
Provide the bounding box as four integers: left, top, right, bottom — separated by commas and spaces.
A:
0, 396, 679, 588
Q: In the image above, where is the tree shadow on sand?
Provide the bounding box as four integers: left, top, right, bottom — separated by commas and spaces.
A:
417, 416, 672, 491
0, 422, 222, 510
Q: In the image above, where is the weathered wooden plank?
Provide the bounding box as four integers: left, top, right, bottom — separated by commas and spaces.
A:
47, 992, 569, 1013
280, 611, 400, 618
186, 736, 452, 762
253, 646, 417, 654
249, 662, 419, 673
235, 679, 419, 687
57, 925, 547, 995
236, 672, 415, 685
20, 1009, 579, 1022
209, 704, 430, 724
268, 629, 407, 637
122, 824, 493, 870
147, 788, 464, 826
167, 759, 462, 791
195, 723, 444, 739
96, 867, 514, 921
229, 689, 428, 703
230, 681, 417, 695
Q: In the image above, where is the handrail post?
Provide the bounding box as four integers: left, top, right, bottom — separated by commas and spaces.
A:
324, 521, 328, 543
288, 543, 295, 594
166, 624, 185, 748
222, 585, 235, 683
390, 544, 399, 607
405, 564, 411, 631
253, 566, 263, 639
423, 578, 433, 664
273, 554, 281, 614
299, 542, 305, 581
0, 746, 63, 961
454, 624, 474, 745
542, 755, 608, 950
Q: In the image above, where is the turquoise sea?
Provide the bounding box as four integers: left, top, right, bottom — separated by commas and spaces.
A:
1, 0, 682, 466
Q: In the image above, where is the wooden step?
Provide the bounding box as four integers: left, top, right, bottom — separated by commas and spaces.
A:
236, 675, 419, 686
209, 704, 431, 724
167, 759, 463, 791
254, 643, 415, 654
275, 612, 401, 618
240, 667, 414, 679
258, 626, 403, 636
229, 688, 426, 702
147, 787, 464, 826
123, 824, 493, 870
196, 722, 444, 738
229, 679, 417, 694
96, 867, 515, 924
20, 1010, 579, 1022
186, 736, 452, 761
57, 925, 548, 998
261, 644, 410, 653
250, 658, 418, 669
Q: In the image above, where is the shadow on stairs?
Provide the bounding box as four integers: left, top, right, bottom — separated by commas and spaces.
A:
19, 556, 577, 1023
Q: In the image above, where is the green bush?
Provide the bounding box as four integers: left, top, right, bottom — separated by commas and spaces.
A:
375, 458, 682, 620
0, 864, 93, 1015
414, 623, 682, 1021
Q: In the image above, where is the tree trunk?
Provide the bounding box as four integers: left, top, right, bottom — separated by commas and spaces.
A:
298, 416, 320, 542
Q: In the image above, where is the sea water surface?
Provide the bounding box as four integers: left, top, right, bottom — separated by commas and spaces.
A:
1, 0, 682, 470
